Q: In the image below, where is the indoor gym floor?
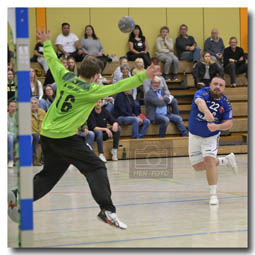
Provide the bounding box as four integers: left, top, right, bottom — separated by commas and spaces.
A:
8, 154, 248, 248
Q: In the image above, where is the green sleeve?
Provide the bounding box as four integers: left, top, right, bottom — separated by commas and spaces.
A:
89, 72, 148, 101
43, 40, 68, 90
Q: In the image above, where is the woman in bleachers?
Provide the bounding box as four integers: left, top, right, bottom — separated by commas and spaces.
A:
156, 26, 179, 81
192, 52, 224, 89
80, 25, 107, 68
30, 68, 43, 100
67, 56, 79, 75
131, 58, 146, 105
113, 56, 130, 83
127, 24, 151, 68
39, 84, 56, 112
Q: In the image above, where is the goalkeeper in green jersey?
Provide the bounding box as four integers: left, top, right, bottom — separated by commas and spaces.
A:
8, 28, 160, 229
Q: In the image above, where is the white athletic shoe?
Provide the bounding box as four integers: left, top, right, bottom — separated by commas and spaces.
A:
226, 153, 238, 174
99, 153, 107, 163
8, 160, 14, 168
8, 190, 19, 223
209, 195, 219, 205
111, 148, 118, 161
97, 210, 127, 230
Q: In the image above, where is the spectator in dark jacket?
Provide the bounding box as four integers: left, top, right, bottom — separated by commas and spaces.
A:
114, 90, 150, 139
145, 77, 188, 138
88, 99, 120, 163
193, 52, 224, 88
204, 29, 225, 65
223, 36, 248, 87
176, 24, 201, 65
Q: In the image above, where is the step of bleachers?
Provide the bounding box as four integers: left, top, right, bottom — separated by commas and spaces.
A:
242, 133, 248, 144
141, 102, 247, 119
93, 134, 247, 160
117, 117, 247, 137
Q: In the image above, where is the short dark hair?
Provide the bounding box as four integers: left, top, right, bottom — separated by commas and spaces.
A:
229, 36, 238, 43
179, 24, 188, 31
79, 55, 101, 79
62, 22, 70, 28
8, 100, 16, 106
119, 56, 128, 62
160, 26, 169, 33
211, 76, 225, 83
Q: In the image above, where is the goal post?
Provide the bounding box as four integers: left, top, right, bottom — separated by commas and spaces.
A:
8, 7, 34, 247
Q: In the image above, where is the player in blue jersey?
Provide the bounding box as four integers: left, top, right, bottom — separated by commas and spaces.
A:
188, 77, 238, 205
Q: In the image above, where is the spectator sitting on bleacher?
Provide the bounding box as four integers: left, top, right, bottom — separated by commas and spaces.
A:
223, 36, 248, 88
114, 90, 150, 139
132, 58, 146, 75
78, 121, 95, 150
88, 99, 121, 163
44, 56, 68, 88
143, 76, 179, 115
193, 52, 224, 89
113, 56, 130, 82
156, 26, 179, 81
8, 100, 17, 168
80, 25, 108, 69
30, 68, 43, 100
204, 28, 225, 67
176, 24, 201, 66
143, 59, 170, 95
96, 58, 112, 85
55, 22, 84, 62
95, 59, 115, 114
67, 56, 79, 76
39, 85, 56, 112
33, 39, 49, 73
132, 58, 146, 104
127, 24, 151, 68
145, 76, 188, 138
113, 64, 137, 101
8, 69, 16, 101
31, 97, 46, 166
113, 59, 131, 83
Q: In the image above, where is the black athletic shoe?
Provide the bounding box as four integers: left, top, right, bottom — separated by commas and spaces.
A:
97, 209, 127, 229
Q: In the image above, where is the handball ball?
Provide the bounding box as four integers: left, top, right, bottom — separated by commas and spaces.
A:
118, 16, 135, 33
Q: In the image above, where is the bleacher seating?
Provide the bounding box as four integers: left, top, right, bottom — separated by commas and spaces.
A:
32, 60, 248, 160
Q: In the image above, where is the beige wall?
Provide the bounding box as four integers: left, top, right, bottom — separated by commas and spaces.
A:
8, 8, 241, 59
204, 8, 240, 48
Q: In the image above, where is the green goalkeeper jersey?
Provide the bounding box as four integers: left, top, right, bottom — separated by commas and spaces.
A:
40, 40, 149, 138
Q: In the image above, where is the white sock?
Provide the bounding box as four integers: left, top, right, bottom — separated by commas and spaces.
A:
209, 185, 217, 196
218, 157, 228, 166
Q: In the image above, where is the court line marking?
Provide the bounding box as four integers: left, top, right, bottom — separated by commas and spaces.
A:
51, 190, 247, 194
34, 195, 247, 213
40, 228, 248, 247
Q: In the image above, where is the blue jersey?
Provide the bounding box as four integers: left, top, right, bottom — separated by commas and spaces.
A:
188, 87, 232, 137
